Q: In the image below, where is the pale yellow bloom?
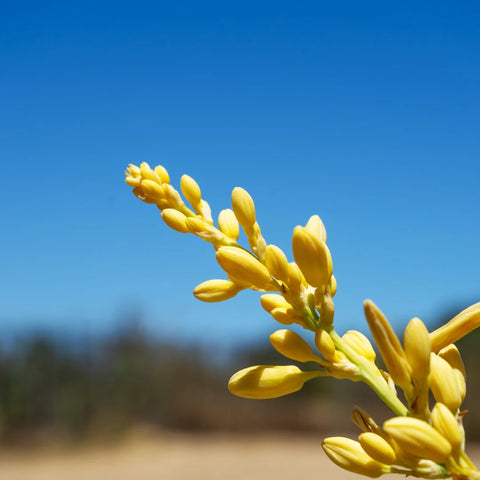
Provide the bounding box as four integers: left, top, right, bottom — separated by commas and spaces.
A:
383, 417, 452, 463
322, 437, 389, 478
193, 279, 243, 303
438, 344, 466, 378
270, 329, 322, 363
292, 226, 332, 288
358, 432, 397, 465
228, 365, 322, 399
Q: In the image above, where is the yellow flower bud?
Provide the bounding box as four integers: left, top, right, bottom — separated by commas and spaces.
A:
264, 244, 290, 284
193, 279, 242, 303
364, 300, 412, 392
438, 344, 465, 378
218, 209, 240, 240
154, 164, 170, 184
228, 365, 322, 399
216, 247, 272, 290
270, 329, 320, 363
304, 214, 327, 243
125, 175, 141, 187
329, 274, 337, 296
322, 437, 389, 478
260, 294, 291, 313
342, 330, 376, 362
351, 407, 382, 434
231, 187, 256, 229
292, 226, 333, 288
359, 432, 397, 465
431, 402, 463, 451
287, 262, 305, 295
140, 162, 158, 181
383, 417, 452, 463
430, 353, 463, 412
163, 184, 185, 209
270, 307, 303, 325
133, 186, 157, 204
404, 317, 431, 381
200, 199, 213, 224
430, 302, 480, 353
139, 179, 165, 201
315, 329, 336, 362
180, 174, 202, 210
161, 208, 190, 233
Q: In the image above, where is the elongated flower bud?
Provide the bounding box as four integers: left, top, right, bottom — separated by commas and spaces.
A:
260, 294, 291, 313
430, 302, 480, 352
180, 174, 202, 211
216, 247, 272, 290
383, 417, 452, 463
218, 209, 240, 240
270, 307, 303, 325
193, 279, 242, 302
270, 329, 320, 363
322, 437, 389, 478
430, 353, 463, 412
264, 244, 289, 284
351, 407, 382, 435
231, 187, 256, 229
315, 329, 336, 362
292, 226, 332, 287
287, 262, 305, 295
154, 164, 170, 183
438, 344, 465, 378
404, 317, 431, 381
342, 330, 376, 362
364, 300, 412, 392
228, 365, 322, 399
358, 432, 397, 465
161, 208, 190, 233
431, 402, 463, 451
305, 214, 327, 242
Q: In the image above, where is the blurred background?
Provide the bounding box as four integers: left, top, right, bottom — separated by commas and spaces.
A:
1, 1, 480, 478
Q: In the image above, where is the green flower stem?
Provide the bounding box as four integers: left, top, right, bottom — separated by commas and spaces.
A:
328, 329, 409, 417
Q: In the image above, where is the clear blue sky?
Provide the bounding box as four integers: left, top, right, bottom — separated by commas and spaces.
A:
1, 1, 480, 351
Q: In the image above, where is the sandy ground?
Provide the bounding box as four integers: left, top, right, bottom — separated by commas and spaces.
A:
0, 433, 479, 480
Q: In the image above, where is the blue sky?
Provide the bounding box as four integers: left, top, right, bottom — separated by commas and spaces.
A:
1, 1, 480, 351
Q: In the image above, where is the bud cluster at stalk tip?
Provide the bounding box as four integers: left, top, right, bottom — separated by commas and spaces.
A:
125, 162, 480, 480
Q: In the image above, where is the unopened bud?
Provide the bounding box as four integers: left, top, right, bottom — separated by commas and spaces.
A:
193, 279, 242, 302
228, 365, 322, 399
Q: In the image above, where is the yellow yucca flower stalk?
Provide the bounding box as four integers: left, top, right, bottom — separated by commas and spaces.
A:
125, 163, 480, 480
228, 365, 323, 399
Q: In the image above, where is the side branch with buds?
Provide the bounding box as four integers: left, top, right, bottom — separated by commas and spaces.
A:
125, 162, 480, 480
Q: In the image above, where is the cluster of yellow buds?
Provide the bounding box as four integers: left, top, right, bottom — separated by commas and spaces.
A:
125, 162, 480, 480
